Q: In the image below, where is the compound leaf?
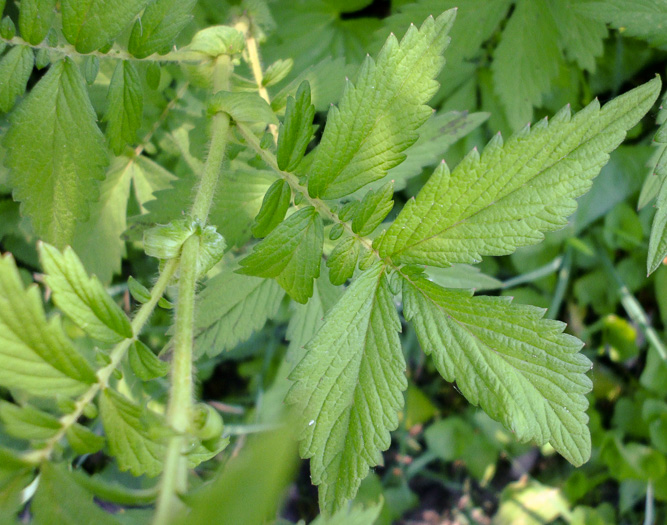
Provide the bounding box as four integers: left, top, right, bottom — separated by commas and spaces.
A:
0, 401, 60, 441
32, 463, 119, 525
376, 78, 661, 267
287, 263, 406, 512
238, 206, 323, 303
104, 61, 143, 155
99, 388, 167, 477
128, 0, 198, 58
252, 179, 292, 238
39, 243, 132, 343
492, 0, 563, 129
401, 271, 592, 466
3, 58, 109, 248
194, 268, 285, 357
351, 181, 393, 236
307, 10, 455, 199
61, 0, 151, 53
18, 0, 55, 45
0, 45, 34, 113
0, 253, 97, 398
277, 80, 315, 171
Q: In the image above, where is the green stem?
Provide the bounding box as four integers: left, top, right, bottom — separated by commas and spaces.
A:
71, 470, 159, 506
547, 248, 572, 319
598, 246, 667, 360
153, 55, 232, 525
22, 258, 179, 465
0, 36, 205, 63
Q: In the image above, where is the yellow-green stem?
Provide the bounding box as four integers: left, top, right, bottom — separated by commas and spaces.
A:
22, 258, 179, 465
153, 54, 232, 525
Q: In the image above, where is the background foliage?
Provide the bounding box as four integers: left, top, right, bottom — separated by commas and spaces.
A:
2, 0, 667, 524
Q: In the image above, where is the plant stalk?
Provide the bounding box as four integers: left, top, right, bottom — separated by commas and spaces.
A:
153, 54, 232, 525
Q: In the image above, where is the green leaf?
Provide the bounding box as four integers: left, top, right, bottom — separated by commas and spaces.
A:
307, 11, 455, 199
18, 0, 55, 44
647, 179, 667, 275
66, 423, 105, 455
32, 463, 119, 525
351, 182, 393, 236
104, 61, 143, 155
252, 179, 292, 238
3, 58, 109, 248
99, 388, 216, 477
0, 16, 15, 39
376, 78, 662, 267
492, 0, 563, 129
326, 236, 359, 286
311, 501, 383, 525
208, 91, 278, 126
73, 156, 175, 284
576, 0, 667, 49
286, 267, 343, 363
128, 340, 169, 380
238, 206, 323, 303
495, 478, 570, 525
194, 267, 285, 357
61, 0, 151, 53
0, 401, 60, 440
0, 45, 34, 113
144, 220, 195, 259
287, 263, 406, 512
128, 0, 197, 58
82, 56, 99, 85
39, 243, 132, 343
263, 58, 294, 87
277, 81, 315, 171
99, 388, 166, 477
549, 0, 607, 72
0, 253, 97, 397
401, 271, 592, 466
181, 426, 297, 525
128, 276, 151, 303
188, 25, 245, 57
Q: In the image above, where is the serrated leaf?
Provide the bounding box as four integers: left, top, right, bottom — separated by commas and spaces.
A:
492, 0, 563, 129
238, 206, 323, 303
73, 156, 175, 284
287, 263, 405, 512
376, 78, 662, 267
351, 182, 393, 236
128, 0, 197, 58
99, 388, 215, 477
3, 58, 109, 248
549, 0, 607, 72
311, 501, 383, 525
40, 243, 132, 343
277, 81, 315, 171
0, 45, 34, 113
0, 401, 60, 440
66, 423, 105, 455
104, 61, 143, 155
194, 267, 285, 357
647, 179, 667, 275
263, 58, 294, 87
286, 267, 343, 363
307, 11, 455, 199
208, 91, 278, 126
252, 179, 292, 238
61, 0, 151, 54
0, 253, 97, 397
188, 26, 245, 57
576, 0, 667, 49
18, 0, 55, 44
32, 463, 120, 525
401, 271, 592, 466
128, 340, 169, 380
99, 388, 166, 477
326, 237, 359, 286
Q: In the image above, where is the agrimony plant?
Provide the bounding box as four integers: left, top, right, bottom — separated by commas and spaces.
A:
0, 0, 661, 522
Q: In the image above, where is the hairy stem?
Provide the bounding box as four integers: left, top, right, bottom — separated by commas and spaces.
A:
22, 258, 179, 465
0, 36, 206, 63
153, 54, 232, 525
